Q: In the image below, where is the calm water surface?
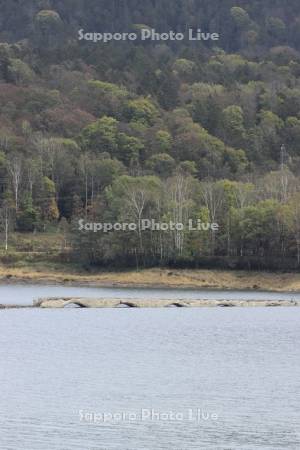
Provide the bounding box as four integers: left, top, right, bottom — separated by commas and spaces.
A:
0, 307, 299, 449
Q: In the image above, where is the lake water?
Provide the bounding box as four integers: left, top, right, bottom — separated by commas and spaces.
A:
0, 305, 300, 449
1, 284, 300, 305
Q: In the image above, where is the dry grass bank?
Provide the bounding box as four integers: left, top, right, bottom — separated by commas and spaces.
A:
1, 264, 300, 291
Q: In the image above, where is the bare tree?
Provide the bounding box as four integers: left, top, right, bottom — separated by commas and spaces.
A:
200, 180, 224, 254
7, 156, 22, 211
259, 169, 296, 203
0, 204, 14, 251
233, 182, 255, 209
165, 174, 194, 255
33, 135, 63, 182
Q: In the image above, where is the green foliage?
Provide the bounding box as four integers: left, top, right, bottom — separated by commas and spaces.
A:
230, 7, 251, 29
17, 196, 39, 232
81, 116, 119, 153
117, 134, 144, 166
87, 80, 128, 99
173, 59, 196, 79
86, 80, 130, 117
33, 9, 63, 48
222, 105, 246, 148
2, 0, 300, 269
146, 153, 176, 177
38, 177, 59, 223
93, 158, 125, 189
125, 97, 158, 125
7, 59, 34, 85
34, 10, 62, 31
266, 17, 286, 40
155, 130, 172, 153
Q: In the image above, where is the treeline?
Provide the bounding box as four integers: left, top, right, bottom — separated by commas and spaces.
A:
70, 168, 300, 269
2, 0, 300, 54
1, 1, 300, 269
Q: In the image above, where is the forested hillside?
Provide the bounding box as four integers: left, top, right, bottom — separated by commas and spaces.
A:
1, 1, 300, 269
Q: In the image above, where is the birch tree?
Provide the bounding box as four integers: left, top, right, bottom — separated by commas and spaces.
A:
200, 180, 224, 254
7, 155, 22, 211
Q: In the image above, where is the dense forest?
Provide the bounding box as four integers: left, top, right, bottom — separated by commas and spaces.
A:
1, 0, 300, 270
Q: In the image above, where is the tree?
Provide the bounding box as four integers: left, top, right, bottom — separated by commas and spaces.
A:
199, 180, 224, 254
17, 195, 39, 232
230, 7, 251, 29
125, 97, 158, 125
260, 169, 296, 204
7, 59, 34, 86
146, 153, 176, 177
0, 200, 14, 251
266, 17, 286, 41
154, 130, 172, 153
117, 133, 144, 167
85, 80, 129, 118
107, 175, 162, 258
80, 116, 118, 153
38, 177, 59, 224
34, 10, 63, 48
221, 105, 246, 148
7, 155, 22, 212
165, 173, 195, 255
173, 58, 196, 80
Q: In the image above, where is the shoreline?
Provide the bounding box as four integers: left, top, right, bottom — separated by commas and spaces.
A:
1, 266, 300, 292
